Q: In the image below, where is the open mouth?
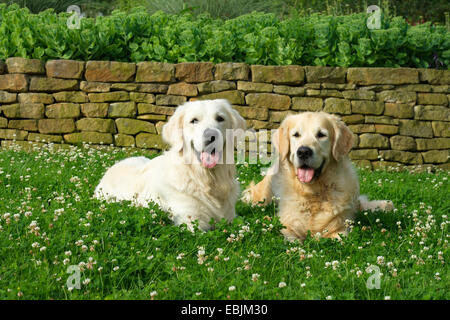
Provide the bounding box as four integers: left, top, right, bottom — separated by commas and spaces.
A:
192, 141, 223, 169
296, 160, 325, 183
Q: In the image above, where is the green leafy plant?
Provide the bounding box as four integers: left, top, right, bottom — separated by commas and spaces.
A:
0, 4, 448, 68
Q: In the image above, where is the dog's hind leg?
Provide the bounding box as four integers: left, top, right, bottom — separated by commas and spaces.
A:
359, 195, 394, 212
241, 173, 274, 206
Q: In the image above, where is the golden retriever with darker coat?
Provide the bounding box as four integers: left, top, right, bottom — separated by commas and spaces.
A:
242, 112, 393, 241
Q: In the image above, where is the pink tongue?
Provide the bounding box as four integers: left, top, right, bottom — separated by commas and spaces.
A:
200, 152, 219, 168
297, 168, 315, 183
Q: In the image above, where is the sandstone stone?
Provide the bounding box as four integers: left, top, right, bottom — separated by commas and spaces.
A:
138, 104, 175, 116
375, 124, 398, 135
0, 129, 28, 140
419, 69, 450, 85
136, 62, 175, 83
88, 91, 129, 102
46, 60, 84, 79
359, 133, 389, 148
377, 90, 416, 104
348, 124, 375, 133
233, 106, 268, 120
28, 133, 63, 143
39, 119, 75, 134
323, 98, 351, 114
351, 100, 384, 115
273, 85, 305, 96
399, 120, 433, 138
0, 117, 7, 128
110, 83, 138, 91
348, 68, 419, 85
108, 102, 136, 118
251, 65, 304, 85
0, 91, 17, 103
137, 114, 166, 121
76, 118, 116, 133
246, 93, 291, 110
214, 63, 249, 80
0, 74, 28, 92
237, 81, 273, 93
421, 150, 449, 163
365, 115, 398, 125
291, 97, 323, 111
30, 77, 78, 92
417, 93, 448, 106
197, 80, 236, 93
2, 103, 44, 119
114, 134, 135, 147
414, 105, 450, 121
167, 82, 198, 96
432, 121, 450, 137
116, 118, 156, 135
315, 89, 343, 98
136, 133, 166, 149
349, 149, 378, 160
198, 91, 244, 105
379, 150, 423, 164
322, 83, 356, 90
175, 62, 214, 83
45, 103, 80, 118
155, 121, 165, 134
130, 92, 155, 104
6, 57, 45, 74
53, 91, 88, 103
389, 136, 417, 151
156, 95, 187, 106
137, 83, 168, 93
342, 90, 375, 100
80, 81, 111, 92
352, 159, 373, 169
64, 132, 113, 145
342, 114, 364, 124
431, 85, 450, 93
416, 138, 450, 150
305, 66, 346, 83
8, 119, 38, 131
384, 103, 414, 118
85, 61, 136, 82
305, 83, 321, 89
269, 111, 295, 123
18, 93, 54, 104
398, 84, 432, 92
246, 120, 273, 130
81, 103, 108, 118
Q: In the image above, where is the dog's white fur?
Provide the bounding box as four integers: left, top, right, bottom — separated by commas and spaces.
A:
94, 99, 246, 231
242, 112, 393, 241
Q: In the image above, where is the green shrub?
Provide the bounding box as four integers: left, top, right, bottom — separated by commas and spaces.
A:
0, 4, 448, 68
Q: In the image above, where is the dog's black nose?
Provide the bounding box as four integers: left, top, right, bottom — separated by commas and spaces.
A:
297, 146, 313, 159
203, 128, 219, 147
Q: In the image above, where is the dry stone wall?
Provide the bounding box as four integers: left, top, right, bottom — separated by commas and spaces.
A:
0, 57, 449, 170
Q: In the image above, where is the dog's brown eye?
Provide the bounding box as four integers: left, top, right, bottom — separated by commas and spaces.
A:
317, 131, 326, 138
293, 132, 300, 138
190, 118, 198, 124
216, 115, 225, 122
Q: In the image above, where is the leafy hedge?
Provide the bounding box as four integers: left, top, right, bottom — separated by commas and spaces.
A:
0, 4, 449, 68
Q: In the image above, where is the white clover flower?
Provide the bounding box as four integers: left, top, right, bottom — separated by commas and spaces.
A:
229, 286, 236, 291
278, 282, 287, 288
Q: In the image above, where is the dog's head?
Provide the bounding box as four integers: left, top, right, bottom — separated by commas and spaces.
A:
273, 112, 353, 183
162, 99, 246, 168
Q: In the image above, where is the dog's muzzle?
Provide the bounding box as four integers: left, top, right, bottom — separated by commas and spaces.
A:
296, 146, 324, 183
193, 129, 224, 169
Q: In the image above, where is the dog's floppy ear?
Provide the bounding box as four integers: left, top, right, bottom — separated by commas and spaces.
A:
272, 118, 290, 161
331, 115, 353, 161
220, 99, 246, 130
162, 104, 186, 152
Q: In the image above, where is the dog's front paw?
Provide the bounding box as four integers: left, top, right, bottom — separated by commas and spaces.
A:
240, 183, 255, 204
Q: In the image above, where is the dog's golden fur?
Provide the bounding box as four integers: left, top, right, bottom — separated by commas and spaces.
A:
242, 112, 393, 241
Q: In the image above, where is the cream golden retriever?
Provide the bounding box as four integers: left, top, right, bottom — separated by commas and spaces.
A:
94, 99, 246, 231
242, 112, 393, 241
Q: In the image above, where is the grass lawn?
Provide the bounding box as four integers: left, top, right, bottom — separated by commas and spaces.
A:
0, 142, 448, 300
